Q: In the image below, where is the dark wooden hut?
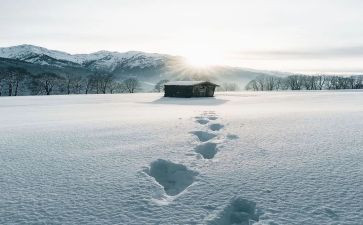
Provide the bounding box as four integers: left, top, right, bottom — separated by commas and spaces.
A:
164, 81, 219, 98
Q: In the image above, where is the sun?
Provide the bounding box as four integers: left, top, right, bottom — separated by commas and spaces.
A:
184, 52, 221, 68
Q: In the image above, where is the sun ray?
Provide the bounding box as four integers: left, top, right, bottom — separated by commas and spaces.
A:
182, 50, 222, 68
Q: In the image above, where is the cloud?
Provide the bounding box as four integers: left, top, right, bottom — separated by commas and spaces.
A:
238, 46, 363, 60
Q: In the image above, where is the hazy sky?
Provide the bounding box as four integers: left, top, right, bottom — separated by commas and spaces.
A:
1, 0, 363, 73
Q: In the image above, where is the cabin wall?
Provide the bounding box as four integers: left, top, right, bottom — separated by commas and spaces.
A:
164, 84, 216, 97
164, 85, 194, 97
192, 84, 215, 97
206, 85, 216, 97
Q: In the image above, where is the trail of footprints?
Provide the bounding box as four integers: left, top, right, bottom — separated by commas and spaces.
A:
192, 111, 224, 159
144, 111, 261, 224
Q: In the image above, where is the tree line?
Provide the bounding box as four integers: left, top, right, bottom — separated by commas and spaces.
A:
2, 66, 363, 96
0, 67, 142, 96
245, 74, 363, 91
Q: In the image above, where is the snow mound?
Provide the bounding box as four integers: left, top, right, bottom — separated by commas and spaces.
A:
209, 123, 224, 131
195, 143, 218, 159
209, 197, 260, 225
145, 159, 198, 196
191, 131, 217, 142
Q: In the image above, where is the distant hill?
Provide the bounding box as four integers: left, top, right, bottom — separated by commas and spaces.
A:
0, 44, 285, 90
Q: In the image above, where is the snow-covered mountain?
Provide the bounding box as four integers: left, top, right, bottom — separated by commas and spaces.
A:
0, 44, 278, 90
0, 44, 173, 71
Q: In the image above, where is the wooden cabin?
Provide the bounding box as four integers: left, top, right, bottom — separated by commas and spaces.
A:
164, 81, 219, 98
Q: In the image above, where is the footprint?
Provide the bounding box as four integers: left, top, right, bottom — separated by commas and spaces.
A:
208, 197, 260, 225
209, 123, 224, 131
191, 131, 217, 142
312, 207, 339, 220
324, 208, 339, 220
196, 118, 210, 125
145, 159, 198, 196
208, 116, 218, 121
195, 143, 218, 159
203, 111, 216, 115
227, 134, 239, 140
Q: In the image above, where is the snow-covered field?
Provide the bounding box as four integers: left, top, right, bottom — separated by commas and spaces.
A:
1, 91, 362, 225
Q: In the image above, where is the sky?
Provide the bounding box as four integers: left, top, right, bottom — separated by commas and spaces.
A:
1, 0, 363, 73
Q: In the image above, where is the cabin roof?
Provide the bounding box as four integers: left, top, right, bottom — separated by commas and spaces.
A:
164, 81, 218, 86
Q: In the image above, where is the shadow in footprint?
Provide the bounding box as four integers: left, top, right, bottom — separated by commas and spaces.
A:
208, 116, 218, 120
191, 131, 217, 142
208, 197, 260, 225
195, 143, 218, 159
227, 134, 239, 140
209, 123, 224, 131
196, 118, 210, 125
145, 159, 198, 196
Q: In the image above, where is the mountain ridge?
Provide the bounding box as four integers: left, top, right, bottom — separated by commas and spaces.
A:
0, 44, 173, 70
0, 44, 283, 90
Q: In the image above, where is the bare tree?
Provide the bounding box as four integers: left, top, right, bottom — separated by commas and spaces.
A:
316, 75, 326, 90
154, 79, 169, 92
274, 77, 284, 90
246, 75, 282, 91
286, 75, 303, 90
255, 75, 266, 91
0, 68, 5, 96
61, 74, 84, 94
84, 76, 94, 94
265, 76, 278, 91
221, 82, 239, 91
85, 73, 114, 94
63, 74, 72, 95
245, 80, 259, 91
354, 76, 363, 89
326, 76, 341, 90
123, 78, 140, 93
109, 81, 126, 94
302, 76, 314, 90
72, 76, 83, 94
30, 72, 64, 95
87, 74, 102, 94
99, 74, 113, 94
92, 74, 102, 94
345, 76, 354, 89
4, 67, 29, 96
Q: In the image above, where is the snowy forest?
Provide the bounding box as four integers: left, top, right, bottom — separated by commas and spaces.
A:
0, 67, 145, 96
246, 74, 363, 91
1, 66, 363, 96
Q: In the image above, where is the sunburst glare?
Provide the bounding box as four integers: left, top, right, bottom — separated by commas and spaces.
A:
183, 51, 222, 68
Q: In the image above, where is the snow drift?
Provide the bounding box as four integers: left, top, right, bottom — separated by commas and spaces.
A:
0, 91, 362, 224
